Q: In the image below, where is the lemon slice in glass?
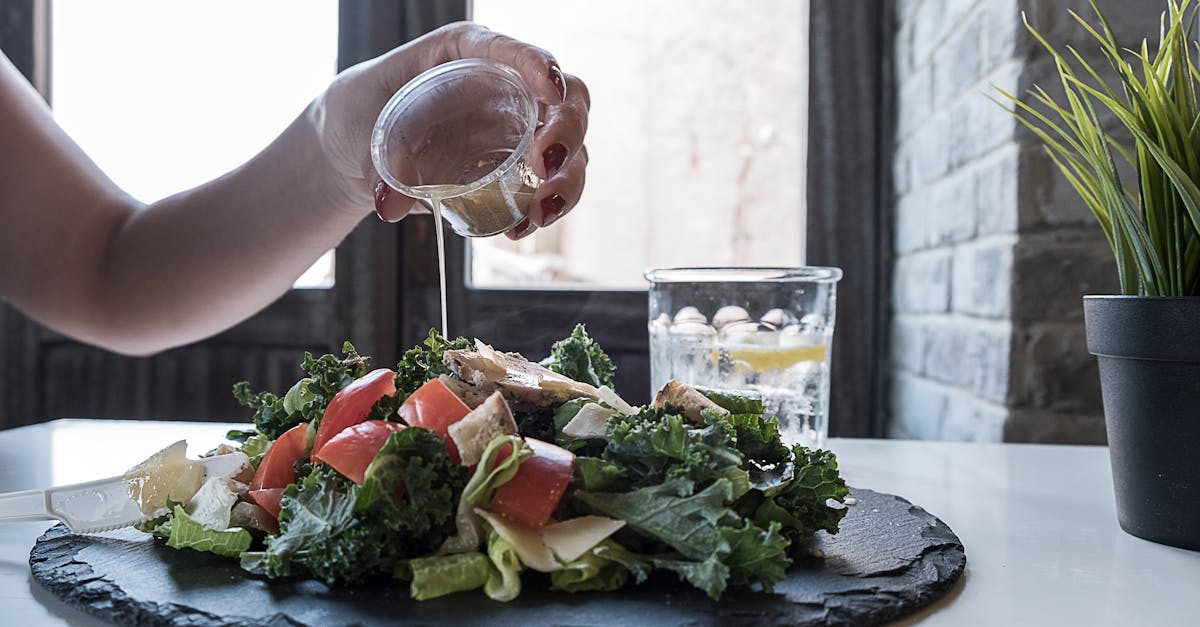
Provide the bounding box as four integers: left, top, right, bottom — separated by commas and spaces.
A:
728, 344, 827, 372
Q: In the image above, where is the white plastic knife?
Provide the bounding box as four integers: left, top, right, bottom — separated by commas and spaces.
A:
0, 453, 248, 533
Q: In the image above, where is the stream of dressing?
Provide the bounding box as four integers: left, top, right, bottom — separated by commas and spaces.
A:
430, 196, 449, 337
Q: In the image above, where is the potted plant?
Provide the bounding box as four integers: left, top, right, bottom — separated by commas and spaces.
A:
1000, 0, 1200, 551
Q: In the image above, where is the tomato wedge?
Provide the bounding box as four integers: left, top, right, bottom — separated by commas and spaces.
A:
248, 488, 286, 519
310, 368, 397, 461
250, 422, 308, 491
489, 438, 575, 529
398, 378, 471, 462
314, 420, 407, 484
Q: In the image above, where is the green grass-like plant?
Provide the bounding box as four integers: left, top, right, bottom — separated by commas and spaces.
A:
997, 0, 1200, 296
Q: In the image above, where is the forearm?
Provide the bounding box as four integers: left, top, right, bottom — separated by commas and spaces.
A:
86, 103, 368, 354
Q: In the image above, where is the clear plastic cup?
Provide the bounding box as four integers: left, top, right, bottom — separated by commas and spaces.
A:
371, 59, 541, 237
644, 266, 843, 449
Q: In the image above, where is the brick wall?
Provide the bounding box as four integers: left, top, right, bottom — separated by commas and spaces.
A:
888, 0, 1156, 443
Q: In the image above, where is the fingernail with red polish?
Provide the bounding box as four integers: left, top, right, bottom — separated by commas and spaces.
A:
540, 194, 567, 225
374, 180, 390, 220
549, 63, 566, 102
543, 143, 568, 176
511, 217, 535, 238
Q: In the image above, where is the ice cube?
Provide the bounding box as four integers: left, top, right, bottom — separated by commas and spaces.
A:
719, 321, 779, 346
673, 306, 707, 325
712, 305, 751, 330
670, 321, 717, 341
800, 313, 827, 333
649, 312, 672, 333
781, 323, 824, 348
760, 308, 798, 329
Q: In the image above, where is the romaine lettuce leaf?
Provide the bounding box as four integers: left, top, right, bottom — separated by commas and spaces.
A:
694, 386, 764, 415
439, 435, 531, 554
238, 433, 271, 470
282, 377, 317, 415
165, 505, 251, 558
550, 548, 628, 593
404, 552, 493, 601
483, 528, 523, 602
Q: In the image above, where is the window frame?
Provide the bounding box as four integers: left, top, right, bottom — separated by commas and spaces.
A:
401, 1, 897, 427
0, 0, 895, 434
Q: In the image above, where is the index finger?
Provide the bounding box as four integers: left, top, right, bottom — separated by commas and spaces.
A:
433, 23, 567, 105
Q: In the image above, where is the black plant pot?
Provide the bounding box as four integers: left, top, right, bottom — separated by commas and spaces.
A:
1084, 296, 1200, 551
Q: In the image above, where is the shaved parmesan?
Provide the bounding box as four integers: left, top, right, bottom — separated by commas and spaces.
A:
472, 340, 509, 380
186, 476, 239, 531
597, 386, 637, 415
540, 515, 625, 564
124, 441, 206, 515
562, 403, 617, 439
475, 508, 561, 572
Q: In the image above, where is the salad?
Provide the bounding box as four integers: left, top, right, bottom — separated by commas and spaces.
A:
128, 325, 851, 602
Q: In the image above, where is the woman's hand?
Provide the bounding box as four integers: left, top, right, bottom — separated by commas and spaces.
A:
314, 22, 591, 239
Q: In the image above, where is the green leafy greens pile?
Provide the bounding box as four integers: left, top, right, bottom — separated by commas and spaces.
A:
141, 326, 850, 602
561, 395, 848, 599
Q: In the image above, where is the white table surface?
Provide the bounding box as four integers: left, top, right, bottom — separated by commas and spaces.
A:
0, 419, 1197, 625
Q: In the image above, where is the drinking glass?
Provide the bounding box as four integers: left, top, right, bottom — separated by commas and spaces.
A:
371, 59, 541, 237
645, 267, 843, 449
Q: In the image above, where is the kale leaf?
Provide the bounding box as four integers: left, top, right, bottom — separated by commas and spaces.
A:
513, 409, 556, 442
602, 405, 742, 488
576, 478, 733, 561
242, 428, 465, 586
395, 329, 471, 398
721, 520, 790, 591
770, 445, 850, 540
232, 342, 370, 439
542, 323, 616, 388
356, 427, 468, 548
721, 411, 792, 474
577, 478, 792, 600
231, 383, 291, 440
301, 341, 372, 401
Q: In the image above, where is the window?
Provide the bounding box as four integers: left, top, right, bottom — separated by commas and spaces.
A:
50, 0, 339, 287
469, 0, 808, 288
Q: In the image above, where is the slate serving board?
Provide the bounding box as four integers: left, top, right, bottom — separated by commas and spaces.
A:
29, 488, 965, 627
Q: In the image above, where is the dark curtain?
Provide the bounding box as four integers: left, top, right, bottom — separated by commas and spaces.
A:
807, 1, 896, 437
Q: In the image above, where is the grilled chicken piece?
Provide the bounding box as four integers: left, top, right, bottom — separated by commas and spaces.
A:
443, 340, 599, 412
652, 379, 730, 425
231, 501, 280, 537
438, 374, 491, 409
